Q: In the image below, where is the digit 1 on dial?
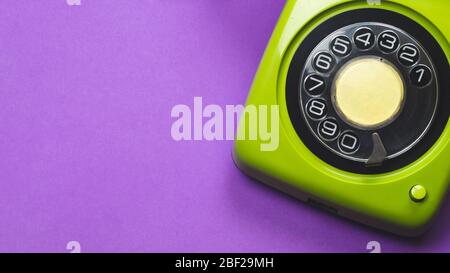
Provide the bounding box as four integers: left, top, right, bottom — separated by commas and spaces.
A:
410, 65, 432, 87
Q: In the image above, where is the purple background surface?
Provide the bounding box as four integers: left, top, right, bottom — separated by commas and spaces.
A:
0, 0, 449, 253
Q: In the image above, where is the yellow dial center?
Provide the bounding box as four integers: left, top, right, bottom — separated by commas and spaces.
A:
333, 57, 405, 129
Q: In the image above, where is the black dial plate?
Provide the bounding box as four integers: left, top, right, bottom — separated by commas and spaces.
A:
300, 22, 437, 163
286, 9, 450, 174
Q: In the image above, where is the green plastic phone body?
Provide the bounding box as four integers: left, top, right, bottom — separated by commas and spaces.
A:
234, 0, 450, 236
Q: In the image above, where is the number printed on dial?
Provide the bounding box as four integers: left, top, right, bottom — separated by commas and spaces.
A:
398, 44, 420, 66
304, 74, 326, 96
354, 27, 375, 50
306, 99, 327, 120
313, 52, 335, 73
410, 65, 432, 87
318, 119, 340, 141
338, 132, 360, 154
378, 30, 400, 53
331, 35, 352, 57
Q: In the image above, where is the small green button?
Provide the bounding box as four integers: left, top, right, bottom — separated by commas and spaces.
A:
410, 185, 427, 202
